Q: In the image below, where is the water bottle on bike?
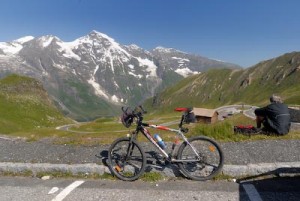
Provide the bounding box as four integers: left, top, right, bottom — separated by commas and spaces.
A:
154, 134, 166, 149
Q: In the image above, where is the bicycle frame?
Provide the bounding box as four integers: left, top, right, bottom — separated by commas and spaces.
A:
135, 123, 201, 162
110, 106, 224, 181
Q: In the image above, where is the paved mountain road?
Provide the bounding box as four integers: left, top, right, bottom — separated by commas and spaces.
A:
1, 176, 299, 201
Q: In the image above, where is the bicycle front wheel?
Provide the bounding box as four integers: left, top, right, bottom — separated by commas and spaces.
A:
108, 137, 146, 181
177, 136, 224, 181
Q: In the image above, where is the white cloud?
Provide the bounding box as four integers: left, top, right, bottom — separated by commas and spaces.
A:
175, 68, 200, 77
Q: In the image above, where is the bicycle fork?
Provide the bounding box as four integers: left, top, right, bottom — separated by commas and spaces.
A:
114, 138, 136, 172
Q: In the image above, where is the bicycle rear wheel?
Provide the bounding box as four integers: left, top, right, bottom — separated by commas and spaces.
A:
108, 137, 146, 181
177, 136, 224, 181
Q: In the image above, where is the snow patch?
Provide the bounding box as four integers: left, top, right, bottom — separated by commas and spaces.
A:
57, 41, 81, 61
154, 46, 174, 53
93, 65, 99, 75
0, 42, 23, 54
88, 64, 110, 99
129, 72, 143, 79
136, 57, 157, 77
154, 46, 186, 54
111, 95, 120, 103
172, 57, 190, 62
53, 63, 66, 70
40, 36, 54, 48
14, 36, 34, 44
127, 44, 140, 50
128, 64, 134, 69
113, 80, 119, 88
0, 36, 35, 55
72, 69, 77, 75
87, 78, 109, 99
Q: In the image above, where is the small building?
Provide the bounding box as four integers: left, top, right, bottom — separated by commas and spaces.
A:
192, 108, 219, 124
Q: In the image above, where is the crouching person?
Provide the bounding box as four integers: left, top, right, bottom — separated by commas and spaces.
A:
255, 95, 291, 135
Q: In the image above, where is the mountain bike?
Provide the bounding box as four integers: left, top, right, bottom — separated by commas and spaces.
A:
107, 106, 224, 181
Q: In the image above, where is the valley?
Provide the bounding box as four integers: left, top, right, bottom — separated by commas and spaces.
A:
0, 31, 299, 143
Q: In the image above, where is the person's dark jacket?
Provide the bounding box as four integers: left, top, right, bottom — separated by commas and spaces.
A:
254, 102, 291, 135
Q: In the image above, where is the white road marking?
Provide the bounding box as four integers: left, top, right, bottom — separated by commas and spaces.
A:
51, 180, 85, 201
48, 187, 59, 195
242, 184, 263, 201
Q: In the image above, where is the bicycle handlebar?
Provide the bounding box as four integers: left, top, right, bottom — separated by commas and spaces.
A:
122, 105, 190, 130
122, 105, 147, 118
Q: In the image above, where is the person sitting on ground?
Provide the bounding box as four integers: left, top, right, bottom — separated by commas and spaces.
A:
254, 95, 291, 135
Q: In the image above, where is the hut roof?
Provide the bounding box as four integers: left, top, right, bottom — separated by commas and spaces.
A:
192, 108, 218, 118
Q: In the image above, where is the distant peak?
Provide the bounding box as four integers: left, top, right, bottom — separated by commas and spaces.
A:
127, 44, 141, 50
154, 46, 170, 50
14, 36, 34, 44
153, 46, 184, 53
89, 30, 104, 36
38, 35, 60, 41
37, 35, 61, 48
88, 30, 115, 41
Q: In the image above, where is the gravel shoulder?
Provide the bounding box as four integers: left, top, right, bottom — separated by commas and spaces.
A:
1, 135, 300, 179
1, 137, 299, 166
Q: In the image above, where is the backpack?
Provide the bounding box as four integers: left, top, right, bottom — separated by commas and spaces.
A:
234, 125, 260, 136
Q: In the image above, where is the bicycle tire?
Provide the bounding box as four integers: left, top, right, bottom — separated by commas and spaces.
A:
108, 137, 146, 181
177, 136, 224, 181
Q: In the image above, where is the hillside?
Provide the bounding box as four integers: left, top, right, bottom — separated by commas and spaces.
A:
0, 74, 72, 134
147, 52, 300, 112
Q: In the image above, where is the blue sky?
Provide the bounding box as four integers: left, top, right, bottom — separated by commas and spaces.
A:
1, 0, 299, 67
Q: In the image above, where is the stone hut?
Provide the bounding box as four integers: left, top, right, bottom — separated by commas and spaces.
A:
192, 108, 218, 124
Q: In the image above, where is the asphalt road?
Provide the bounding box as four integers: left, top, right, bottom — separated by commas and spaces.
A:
0, 176, 299, 201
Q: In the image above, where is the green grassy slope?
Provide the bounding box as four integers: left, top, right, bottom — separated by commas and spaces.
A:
145, 52, 300, 113
0, 74, 72, 134
52, 78, 119, 121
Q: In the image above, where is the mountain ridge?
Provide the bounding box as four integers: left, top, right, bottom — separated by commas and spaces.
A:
0, 30, 240, 120
146, 51, 300, 113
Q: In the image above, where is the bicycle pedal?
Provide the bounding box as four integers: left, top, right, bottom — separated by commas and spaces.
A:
150, 164, 164, 169
155, 153, 164, 159
155, 159, 170, 166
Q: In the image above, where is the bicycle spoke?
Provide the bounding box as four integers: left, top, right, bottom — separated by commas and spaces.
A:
177, 137, 224, 181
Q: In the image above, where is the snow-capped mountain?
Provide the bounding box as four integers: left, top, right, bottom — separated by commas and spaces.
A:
0, 30, 239, 120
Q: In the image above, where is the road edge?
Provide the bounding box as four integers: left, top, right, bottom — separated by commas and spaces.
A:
0, 161, 299, 179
